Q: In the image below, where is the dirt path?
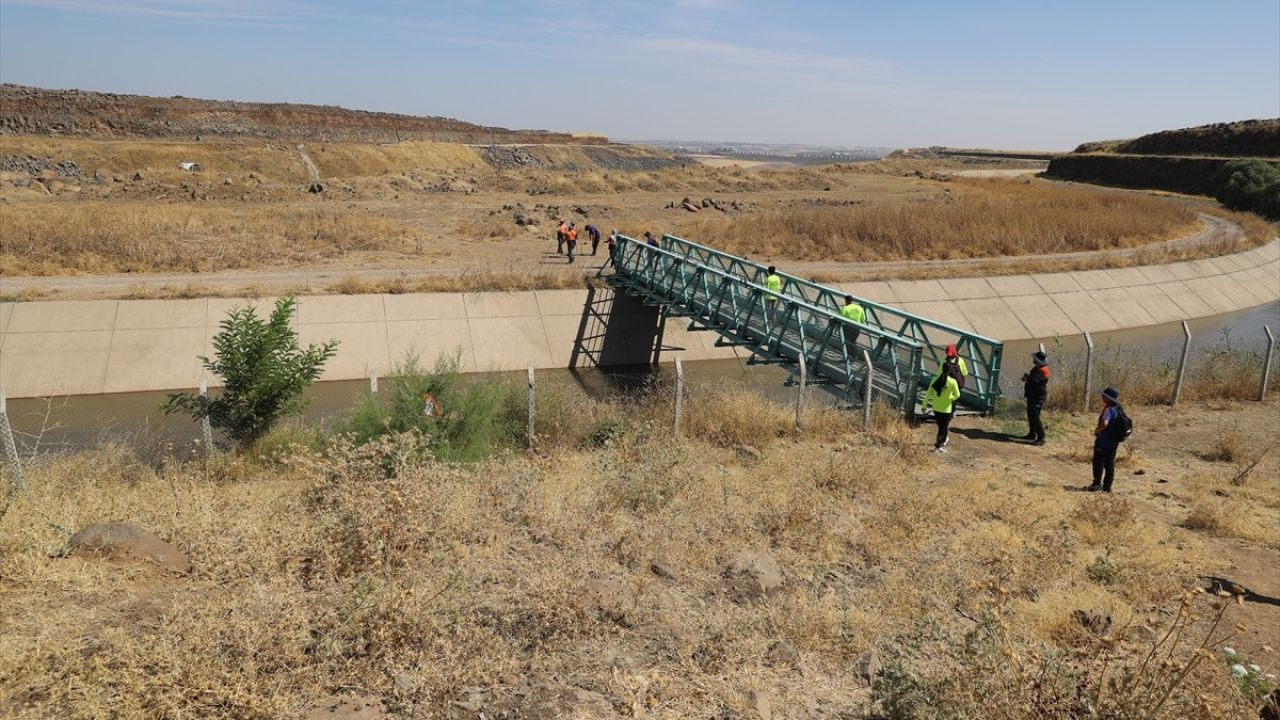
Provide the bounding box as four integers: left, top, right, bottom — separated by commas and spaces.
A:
0, 214, 1244, 301
921, 399, 1280, 667
296, 144, 321, 183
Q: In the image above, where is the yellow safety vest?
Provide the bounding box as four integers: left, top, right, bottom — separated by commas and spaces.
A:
765, 274, 782, 302
840, 303, 865, 324
924, 375, 961, 414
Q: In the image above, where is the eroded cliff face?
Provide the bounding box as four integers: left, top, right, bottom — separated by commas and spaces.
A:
0, 84, 606, 145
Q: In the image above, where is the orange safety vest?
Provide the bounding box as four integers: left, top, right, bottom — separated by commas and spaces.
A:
567, 229, 577, 241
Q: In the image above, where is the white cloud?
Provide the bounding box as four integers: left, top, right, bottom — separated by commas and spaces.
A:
0, 0, 312, 23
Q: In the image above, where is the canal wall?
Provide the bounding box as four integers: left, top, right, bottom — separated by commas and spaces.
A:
1, 240, 1277, 398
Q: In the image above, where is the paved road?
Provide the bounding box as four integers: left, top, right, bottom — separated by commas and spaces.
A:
0, 214, 1245, 300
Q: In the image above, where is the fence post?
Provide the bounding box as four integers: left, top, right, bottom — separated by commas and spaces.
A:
861, 348, 874, 427
369, 370, 378, 395
0, 389, 25, 491
1171, 322, 1192, 406
1261, 326, 1276, 402
795, 354, 807, 430
527, 363, 536, 449
198, 379, 213, 453
1082, 332, 1094, 413
674, 357, 684, 436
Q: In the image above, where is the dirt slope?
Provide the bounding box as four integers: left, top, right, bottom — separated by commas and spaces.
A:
0, 83, 605, 145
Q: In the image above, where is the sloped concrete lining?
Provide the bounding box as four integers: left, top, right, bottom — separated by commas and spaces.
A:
0, 239, 1277, 398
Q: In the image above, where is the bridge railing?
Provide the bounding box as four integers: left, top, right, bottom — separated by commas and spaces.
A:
610, 236, 926, 411
659, 234, 1004, 412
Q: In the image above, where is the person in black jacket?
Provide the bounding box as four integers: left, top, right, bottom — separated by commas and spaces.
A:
1021, 350, 1050, 445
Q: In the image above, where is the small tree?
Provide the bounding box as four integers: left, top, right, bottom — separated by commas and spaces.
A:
1214, 158, 1280, 219
164, 296, 337, 448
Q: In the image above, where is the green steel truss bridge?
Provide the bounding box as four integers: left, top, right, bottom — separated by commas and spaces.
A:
601, 234, 1005, 415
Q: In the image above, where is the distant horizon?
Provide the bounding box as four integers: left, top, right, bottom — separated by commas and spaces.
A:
7, 80, 1273, 154
1, 1, 1276, 149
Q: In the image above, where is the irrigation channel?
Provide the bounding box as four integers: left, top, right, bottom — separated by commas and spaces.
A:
3, 301, 1277, 458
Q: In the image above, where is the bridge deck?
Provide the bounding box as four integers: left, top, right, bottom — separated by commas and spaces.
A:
603, 236, 1005, 415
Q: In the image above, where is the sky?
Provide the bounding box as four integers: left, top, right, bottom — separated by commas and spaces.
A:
0, 0, 1277, 150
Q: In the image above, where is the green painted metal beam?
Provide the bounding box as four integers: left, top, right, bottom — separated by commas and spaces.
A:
656, 233, 1005, 412
600, 236, 928, 413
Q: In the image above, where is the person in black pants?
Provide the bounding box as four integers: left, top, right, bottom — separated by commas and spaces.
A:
1089, 386, 1123, 492
1021, 350, 1050, 445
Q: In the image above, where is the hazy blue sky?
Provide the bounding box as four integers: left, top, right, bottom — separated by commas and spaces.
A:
1, 0, 1276, 149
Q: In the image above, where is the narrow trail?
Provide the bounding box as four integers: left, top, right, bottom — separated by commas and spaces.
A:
296, 144, 321, 183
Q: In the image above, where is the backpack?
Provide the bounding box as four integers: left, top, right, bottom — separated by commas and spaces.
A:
1109, 405, 1134, 443
945, 360, 966, 389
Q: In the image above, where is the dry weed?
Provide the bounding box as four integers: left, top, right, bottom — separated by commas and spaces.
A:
674, 177, 1200, 262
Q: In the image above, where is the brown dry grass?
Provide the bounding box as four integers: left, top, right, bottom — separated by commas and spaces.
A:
672, 177, 1202, 262
1, 389, 1274, 718
0, 203, 421, 274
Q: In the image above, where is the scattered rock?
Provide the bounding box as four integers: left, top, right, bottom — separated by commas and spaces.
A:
67, 522, 191, 574
735, 445, 763, 464
305, 694, 386, 720
747, 690, 771, 720
765, 639, 799, 667
1072, 608, 1112, 636
585, 575, 638, 627
132, 171, 144, 181
573, 205, 589, 216
855, 650, 882, 687
1133, 469, 1146, 476
10, 175, 31, 188
723, 550, 783, 602
308, 182, 325, 193
650, 560, 677, 580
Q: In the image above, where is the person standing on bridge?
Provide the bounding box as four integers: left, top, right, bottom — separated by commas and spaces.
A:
840, 295, 865, 348
585, 224, 602, 255
924, 368, 961, 453
1021, 350, 1051, 445
764, 266, 783, 326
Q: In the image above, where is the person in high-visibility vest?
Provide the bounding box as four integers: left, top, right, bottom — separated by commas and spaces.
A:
764, 266, 782, 325
924, 369, 961, 453
840, 294, 865, 348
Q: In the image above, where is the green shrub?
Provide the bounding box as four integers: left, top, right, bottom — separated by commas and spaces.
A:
162, 296, 337, 449
338, 353, 517, 463
1214, 158, 1280, 219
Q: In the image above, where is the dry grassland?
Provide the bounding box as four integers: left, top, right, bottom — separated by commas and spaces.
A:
1, 382, 1277, 719
0, 203, 421, 274
673, 177, 1203, 262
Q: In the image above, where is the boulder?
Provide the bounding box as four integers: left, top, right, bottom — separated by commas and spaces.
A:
132, 171, 144, 181
723, 550, 783, 601
308, 182, 325, 194
67, 522, 191, 574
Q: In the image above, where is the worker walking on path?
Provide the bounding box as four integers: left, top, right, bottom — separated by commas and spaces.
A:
566, 223, 578, 264
840, 295, 865, 348
585, 224, 602, 255
1021, 350, 1051, 445
604, 229, 619, 268
924, 370, 961, 453
555, 219, 568, 254
1088, 386, 1131, 492
764, 266, 783, 326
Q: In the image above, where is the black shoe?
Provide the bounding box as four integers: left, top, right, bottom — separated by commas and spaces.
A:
1032, 439, 1045, 446
1085, 485, 1102, 492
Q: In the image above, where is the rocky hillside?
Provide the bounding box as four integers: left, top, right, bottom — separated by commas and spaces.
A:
0, 84, 606, 145
1074, 119, 1280, 158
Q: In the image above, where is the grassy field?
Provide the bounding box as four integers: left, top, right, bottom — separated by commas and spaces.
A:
671, 177, 1203, 262
0, 203, 421, 275
1, 345, 1278, 718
